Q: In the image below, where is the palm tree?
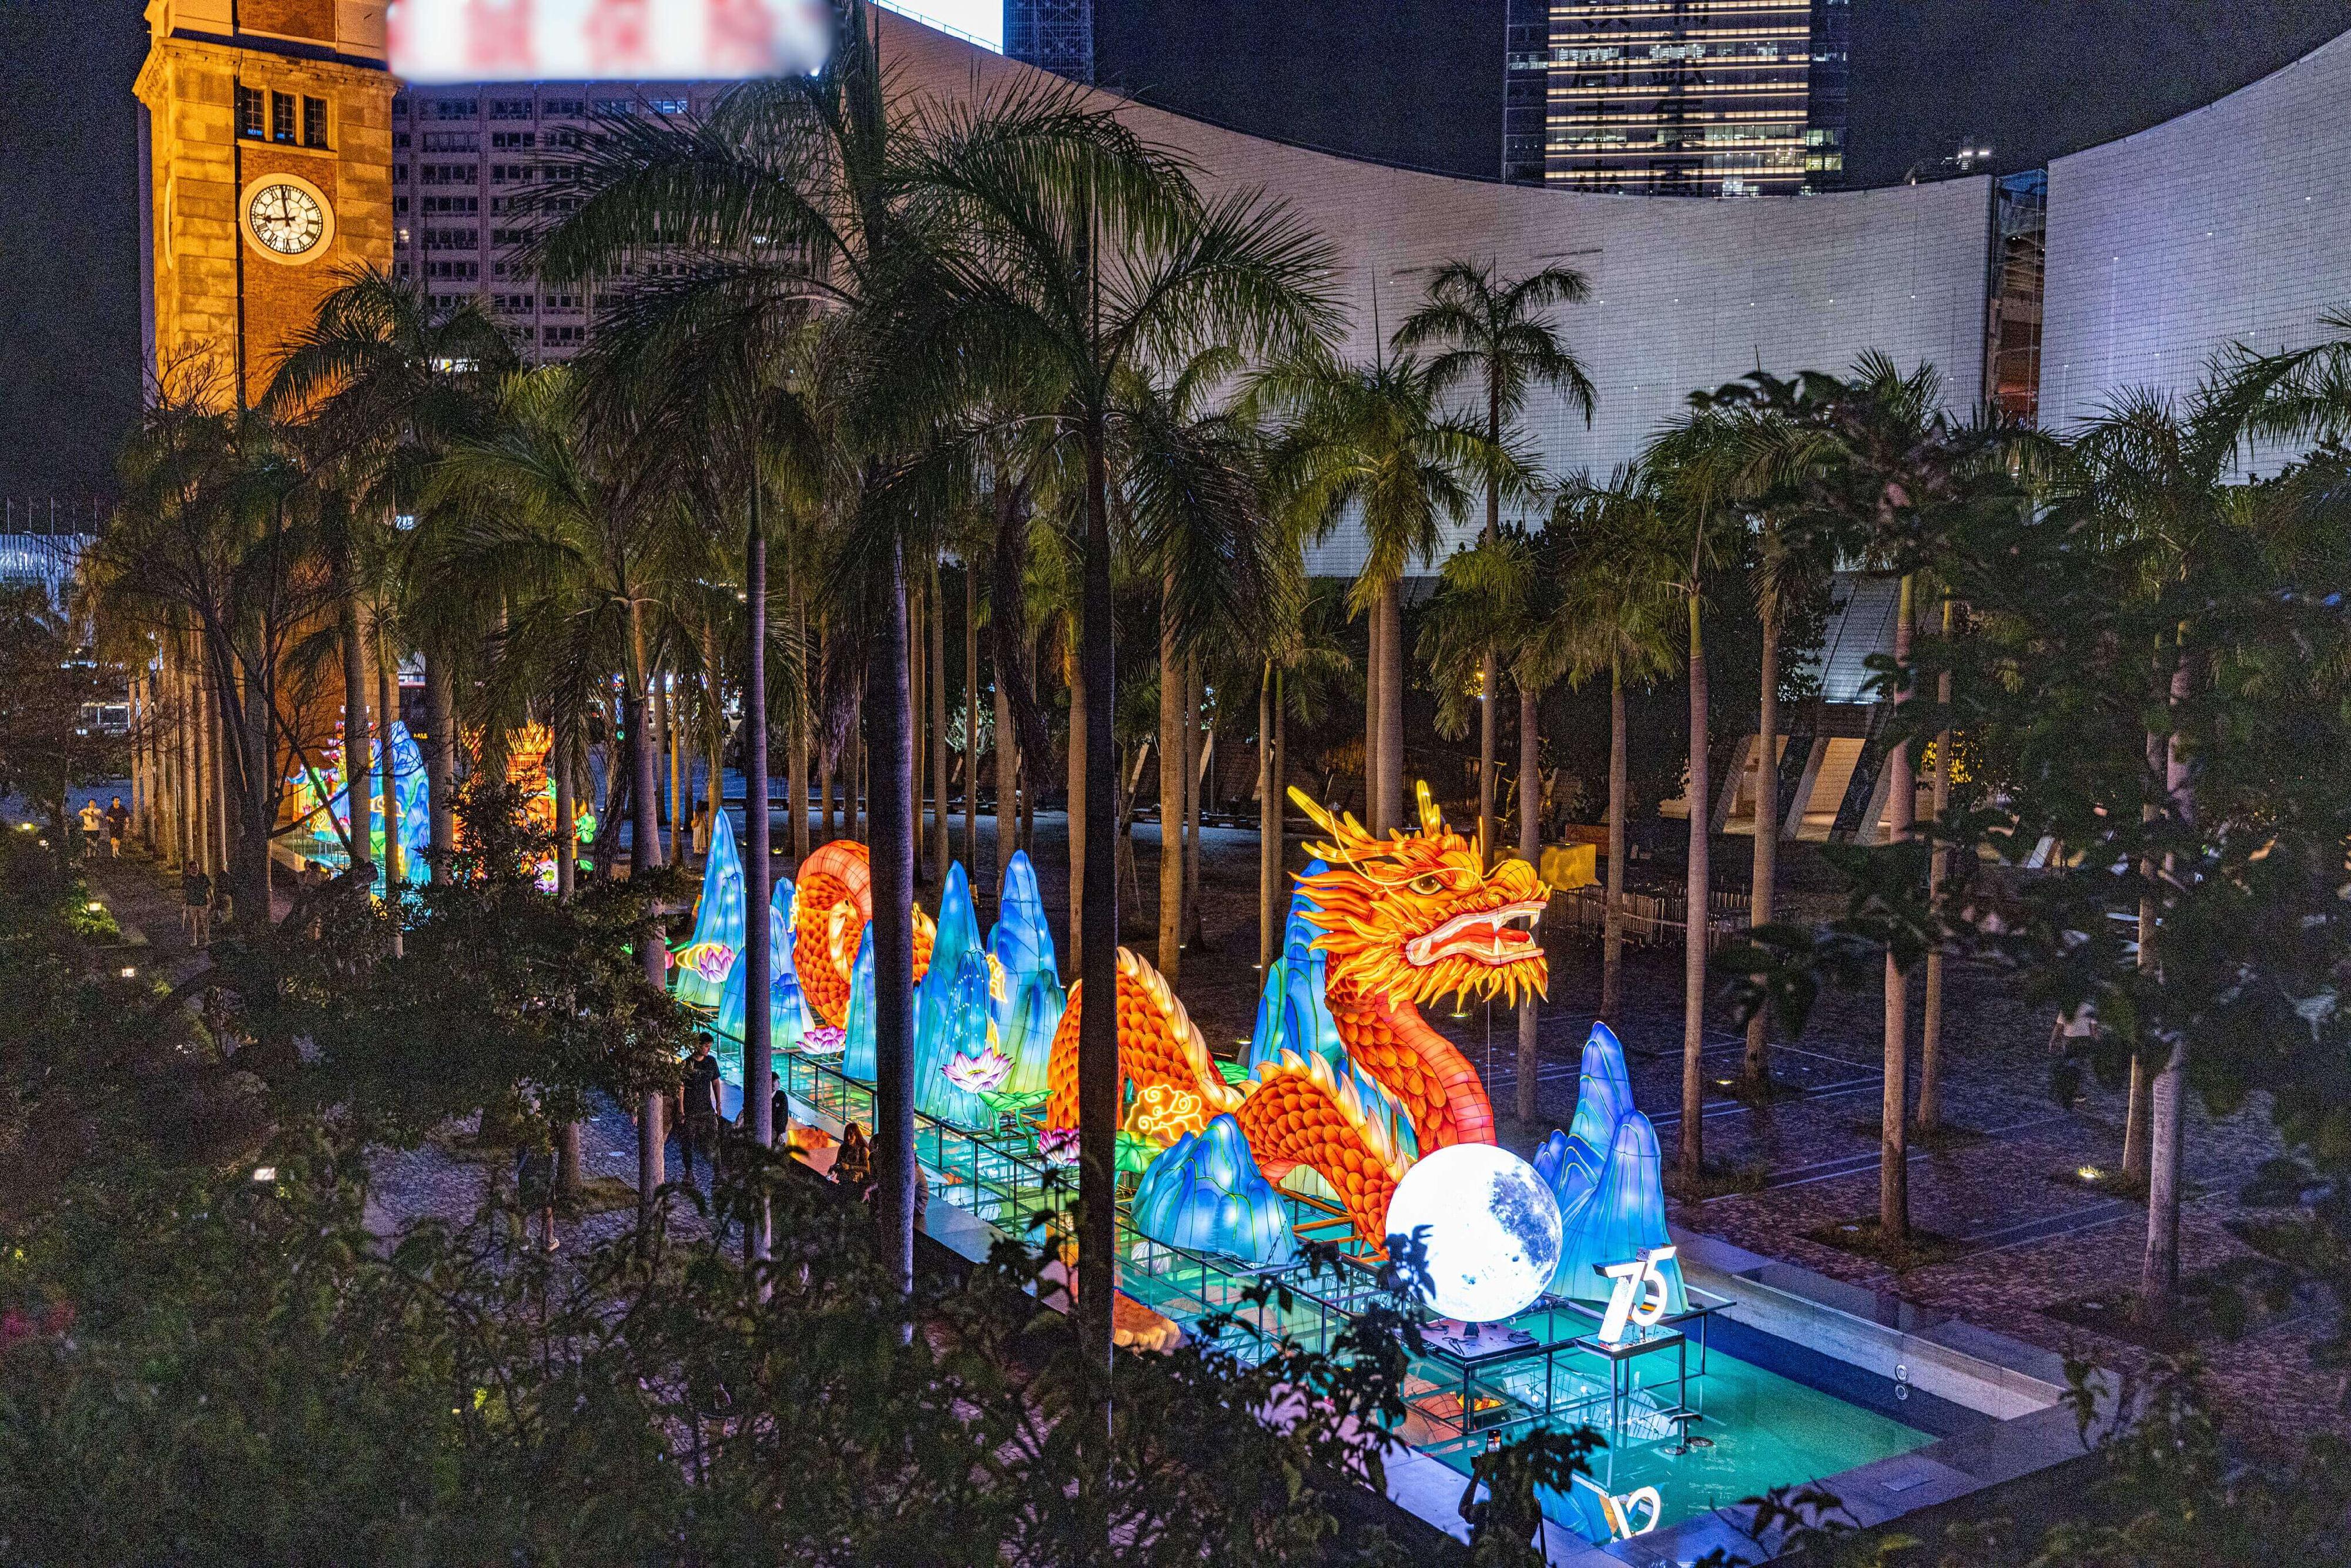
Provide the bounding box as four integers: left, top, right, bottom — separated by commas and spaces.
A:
1396, 258, 1595, 864
881, 100, 1338, 1358
263, 268, 513, 886
1264, 348, 1499, 837
1418, 524, 1550, 1123
423, 365, 687, 1230
1539, 471, 1678, 1027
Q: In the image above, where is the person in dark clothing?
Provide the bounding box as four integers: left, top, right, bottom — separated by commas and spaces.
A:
677, 1036, 724, 1185
105, 798, 129, 856
514, 1126, 560, 1253
181, 868, 212, 947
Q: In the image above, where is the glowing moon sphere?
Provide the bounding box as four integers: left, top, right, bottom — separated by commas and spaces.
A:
1382, 1144, 1563, 1323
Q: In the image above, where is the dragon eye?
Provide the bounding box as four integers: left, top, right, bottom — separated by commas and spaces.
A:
1407, 873, 1446, 896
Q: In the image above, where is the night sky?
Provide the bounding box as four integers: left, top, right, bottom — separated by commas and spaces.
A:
6, 0, 2350, 505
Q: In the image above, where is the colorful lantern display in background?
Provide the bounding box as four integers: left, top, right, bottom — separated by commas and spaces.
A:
1133, 1113, 1297, 1271
284, 721, 431, 890
714, 876, 811, 1051
1534, 1023, 1688, 1317
672, 810, 744, 1011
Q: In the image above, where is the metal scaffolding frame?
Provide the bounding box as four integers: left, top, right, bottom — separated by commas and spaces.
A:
1004, 0, 1094, 84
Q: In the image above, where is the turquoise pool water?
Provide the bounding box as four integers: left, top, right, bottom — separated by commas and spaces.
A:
1424, 1338, 1935, 1541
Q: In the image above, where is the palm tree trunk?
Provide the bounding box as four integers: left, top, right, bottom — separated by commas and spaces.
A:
964, 567, 980, 872
791, 549, 810, 864
1880, 574, 1917, 1244
701, 621, 724, 863
2124, 715, 2162, 1185
1181, 651, 1204, 949
1157, 586, 1184, 978
745, 484, 775, 1269
555, 713, 577, 899
1679, 590, 1709, 1187
1602, 654, 1626, 1024
1258, 661, 1278, 973
1481, 382, 1501, 868
627, 601, 666, 1237
868, 533, 917, 1309
1746, 599, 1780, 1087
426, 651, 456, 884
340, 578, 374, 882
911, 578, 927, 885
377, 618, 403, 955
2139, 650, 2194, 1327
994, 652, 1016, 897
1068, 642, 1087, 973
1077, 414, 1121, 1363
1380, 579, 1406, 837
1516, 680, 1540, 1126
1364, 590, 1383, 835
930, 558, 950, 883
1917, 596, 1954, 1133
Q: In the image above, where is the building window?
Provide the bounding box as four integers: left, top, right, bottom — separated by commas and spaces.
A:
236, 85, 264, 139
393, 132, 411, 150
542, 98, 584, 118
648, 97, 688, 115
593, 96, 634, 116
433, 99, 479, 120
394, 196, 410, 216
491, 131, 535, 149
491, 98, 534, 120
272, 91, 297, 143
493, 227, 533, 247
303, 96, 330, 149
427, 259, 480, 280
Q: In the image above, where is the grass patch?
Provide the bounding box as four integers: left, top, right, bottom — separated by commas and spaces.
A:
1803, 1216, 1966, 1272
1844, 1118, 1988, 1152
2043, 1255, 2307, 1353
563, 1175, 638, 1217
1667, 1160, 1770, 1201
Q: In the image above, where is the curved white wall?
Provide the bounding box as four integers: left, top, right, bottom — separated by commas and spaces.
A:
879, 12, 1994, 573
2042, 28, 2351, 438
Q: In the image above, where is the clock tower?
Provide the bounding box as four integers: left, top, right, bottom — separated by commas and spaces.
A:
136, 2, 396, 410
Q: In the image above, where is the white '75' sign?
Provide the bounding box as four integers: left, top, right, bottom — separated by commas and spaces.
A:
1596, 1245, 1678, 1345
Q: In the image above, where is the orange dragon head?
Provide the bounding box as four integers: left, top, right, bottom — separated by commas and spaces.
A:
1288, 782, 1549, 1011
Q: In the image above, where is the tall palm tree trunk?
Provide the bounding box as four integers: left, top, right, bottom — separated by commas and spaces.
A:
1364, 591, 1383, 835
1182, 651, 1205, 949
964, 567, 980, 873
1679, 592, 1709, 1185
1917, 597, 1954, 1133
790, 550, 810, 864
627, 602, 666, 1237
2139, 651, 2193, 1328
745, 485, 775, 1269
340, 582, 374, 883
1746, 601, 1780, 1087
1258, 662, 1279, 972
868, 534, 917, 1308
1602, 654, 1627, 1024
426, 651, 456, 883
912, 578, 927, 885
555, 713, 578, 897
1481, 383, 1502, 867
1379, 579, 1406, 837
1515, 681, 1540, 1125
930, 558, 950, 883
1076, 417, 1121, 1364
1157, 589, 1185, 977
377, 619, 403, 955
1068, 645, 1087, 972
1880, 574, 1917, 1244
994, 658, 1016, 896
2124, 713, 2163, 1187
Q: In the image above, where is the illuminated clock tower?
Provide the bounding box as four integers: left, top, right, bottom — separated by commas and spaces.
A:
136, 2, 396, 409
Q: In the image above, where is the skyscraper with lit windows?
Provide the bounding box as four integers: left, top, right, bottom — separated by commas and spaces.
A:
1507, 0, 1847, 195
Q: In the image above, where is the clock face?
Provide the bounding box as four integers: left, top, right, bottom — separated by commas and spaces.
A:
247, 182, 326, 256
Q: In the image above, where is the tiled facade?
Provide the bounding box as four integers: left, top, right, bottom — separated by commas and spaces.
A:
2041, 28, 2351, 440
390, 82, 719, 364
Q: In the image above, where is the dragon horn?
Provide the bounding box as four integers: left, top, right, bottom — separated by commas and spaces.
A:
1416, 780, 1445, 835
1287, 785, 1340, 838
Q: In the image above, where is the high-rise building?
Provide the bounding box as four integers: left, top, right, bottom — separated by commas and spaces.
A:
136, 0, 397, 407
1508, 0, 1849, 196
390, 83, 722, 365
1004, 0, 1096, 83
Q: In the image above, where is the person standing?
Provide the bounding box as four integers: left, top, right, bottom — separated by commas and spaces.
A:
182, 866, 212, 948
76, 800, 102, 860
105, 797, 129, 858
677, 1035, 724, 1187
514, 1124, 560, 1253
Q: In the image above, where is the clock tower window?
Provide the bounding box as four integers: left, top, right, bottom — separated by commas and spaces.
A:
271, 91, 297, 143
303, 96, 331, 149
236, 85, 264, 139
